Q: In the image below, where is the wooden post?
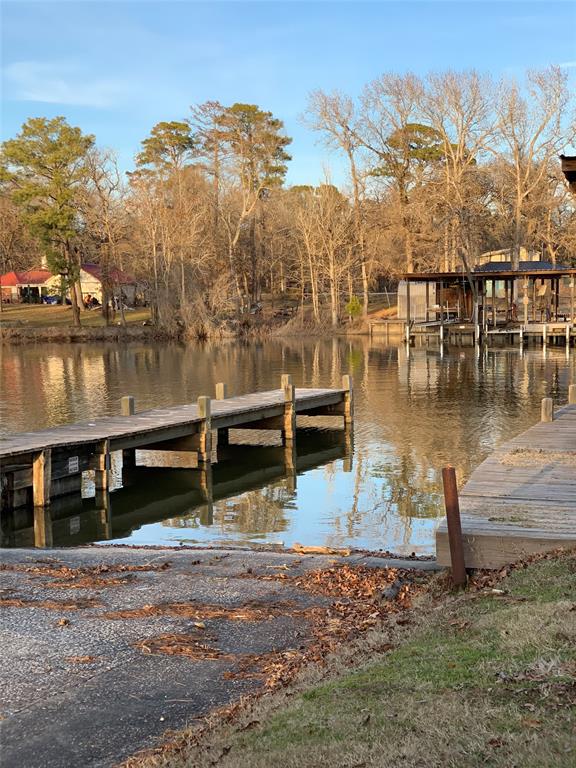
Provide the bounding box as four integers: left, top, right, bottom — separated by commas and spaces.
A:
541, 397, 554, 423
405, 280, 411, 344
543, 323, 547, 346
215, 382, 229, 448
94, 439, 111, 491
439, 280, 445, 336
554, 278, 559, 321
33, 449, 51, 507
341, 374, 354, 426
281, 374, 296, 445
491, 279, 496, 328
441, 466, 467, 588
121, 396, 136, 468
425, 281, 430, 321
121, 396, 135, 416
523, 278, 529, 326
570, 279, 574, 322
568, 384, 576, 405
197, 396, 212, 465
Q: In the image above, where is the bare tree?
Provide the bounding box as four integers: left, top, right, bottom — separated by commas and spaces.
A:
496, 67, 574, 268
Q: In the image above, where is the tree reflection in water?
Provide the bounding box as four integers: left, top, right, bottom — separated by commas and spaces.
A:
1, 338, 573, 552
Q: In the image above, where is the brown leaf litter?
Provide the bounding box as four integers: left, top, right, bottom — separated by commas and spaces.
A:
0, 597, 101, 610
120, 563, 426, 768
101, 599, 296, 622
135, 630, 231, 661
0, 561, 171, 590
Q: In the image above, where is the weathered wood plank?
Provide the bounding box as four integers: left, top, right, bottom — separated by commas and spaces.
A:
436, 400, 576, 569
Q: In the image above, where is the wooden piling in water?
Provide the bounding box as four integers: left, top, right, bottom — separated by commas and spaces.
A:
441, 466, 467, 588
215, 383, 229, 447
121, 396, 137, 468
32, 450, 51, 508
281, 374, 296, 445
569, 384, 576, 405
93, 439, 111, 491
197, 396, 212, 465
541, 397, 554, 423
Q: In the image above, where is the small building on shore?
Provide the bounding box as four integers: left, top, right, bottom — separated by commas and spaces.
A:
0, 268, 53, 303
1, 264, 138, 305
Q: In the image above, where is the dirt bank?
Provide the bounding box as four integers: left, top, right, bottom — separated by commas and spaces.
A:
0, 324, 180, 345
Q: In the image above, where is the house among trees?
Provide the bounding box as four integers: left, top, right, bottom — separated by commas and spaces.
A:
0, 268, 53, 303
0, 263, 139, 305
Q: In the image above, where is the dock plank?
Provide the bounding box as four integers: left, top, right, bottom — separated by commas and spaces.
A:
436, 403, 576, 568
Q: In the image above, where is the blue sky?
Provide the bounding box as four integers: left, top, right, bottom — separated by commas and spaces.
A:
2, 1, 575, 185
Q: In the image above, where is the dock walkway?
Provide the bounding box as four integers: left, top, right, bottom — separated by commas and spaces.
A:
0, 377, 352, 513
436, 402, 576, 568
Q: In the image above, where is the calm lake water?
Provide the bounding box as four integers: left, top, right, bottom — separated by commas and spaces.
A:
1, 338, 574, 553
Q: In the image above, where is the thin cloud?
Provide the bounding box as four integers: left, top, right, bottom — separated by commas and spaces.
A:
3, 61, 130, 108
559, 61, 576, 69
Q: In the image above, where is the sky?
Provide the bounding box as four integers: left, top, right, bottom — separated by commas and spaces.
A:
2, 1, 576, 186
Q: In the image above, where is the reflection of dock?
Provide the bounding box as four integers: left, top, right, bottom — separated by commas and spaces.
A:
436, 399, 576, 568
0, 376, 353, 516
0, 430, 349, 548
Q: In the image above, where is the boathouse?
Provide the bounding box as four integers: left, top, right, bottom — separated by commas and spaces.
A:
387, 256, 576, 345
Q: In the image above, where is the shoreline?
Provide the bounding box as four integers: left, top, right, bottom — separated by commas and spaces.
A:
0, 322, 373, 345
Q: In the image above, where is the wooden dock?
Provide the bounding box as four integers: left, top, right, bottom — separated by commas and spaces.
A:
436, 396, 576, 569
0, 376, 353, 514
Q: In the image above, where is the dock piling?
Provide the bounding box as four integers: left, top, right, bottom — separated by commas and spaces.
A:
341, 374, 354, 425
121, 396, 135, 416
541, 397, 554, 423
569, 385, 576, 405
281, 374, 296, 445
441, 466, 467, 588
32, 450, 51, 508
121, 396, 137, 469
215, 383, 229, 448
197, 396, 212, 465
93, 440, 111, 492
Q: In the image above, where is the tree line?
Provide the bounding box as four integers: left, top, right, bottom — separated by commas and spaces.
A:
1, 66, 574, 329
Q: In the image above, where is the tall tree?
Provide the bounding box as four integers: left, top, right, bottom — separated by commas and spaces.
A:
136, 121, 195, 174
216, 103, 291, 307
496, 67, 573, 269
1, 116, 94, 325
305, 90, 371, 316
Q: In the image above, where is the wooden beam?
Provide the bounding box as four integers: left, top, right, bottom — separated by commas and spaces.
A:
32, 450, 51, 507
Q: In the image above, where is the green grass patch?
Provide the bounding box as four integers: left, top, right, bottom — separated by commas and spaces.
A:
161, 550, 576, 768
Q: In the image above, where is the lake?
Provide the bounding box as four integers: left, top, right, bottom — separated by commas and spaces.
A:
1, 337, 573, 553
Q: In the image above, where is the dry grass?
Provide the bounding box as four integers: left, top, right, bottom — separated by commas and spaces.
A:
0, 304, 151, 328
122, 549, 576, 768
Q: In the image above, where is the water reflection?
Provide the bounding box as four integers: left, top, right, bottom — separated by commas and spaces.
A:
1, 338, 574, 552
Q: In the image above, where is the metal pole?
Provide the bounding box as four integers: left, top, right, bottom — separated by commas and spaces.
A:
441, 466, 467, 588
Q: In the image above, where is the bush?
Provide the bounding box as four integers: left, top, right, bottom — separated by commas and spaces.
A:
345, 295, 362, 319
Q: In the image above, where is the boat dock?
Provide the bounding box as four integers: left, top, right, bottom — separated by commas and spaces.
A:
0, 375, 353, 515
436, 394, 576, 568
